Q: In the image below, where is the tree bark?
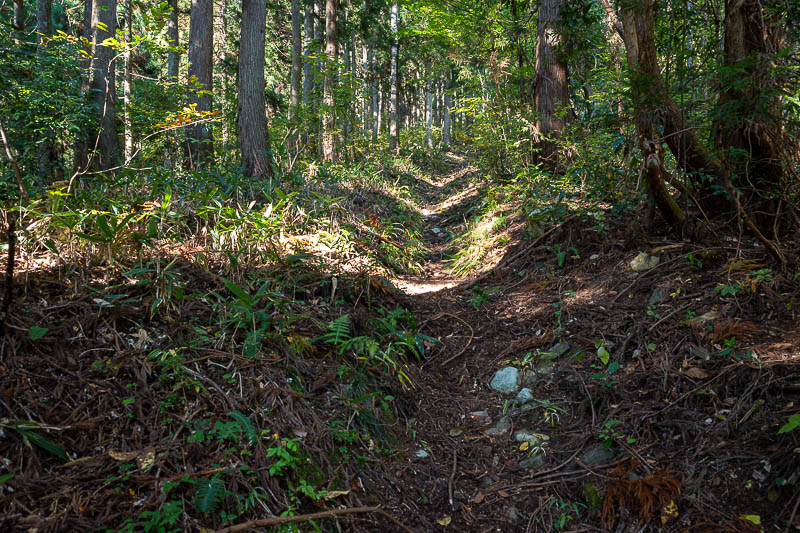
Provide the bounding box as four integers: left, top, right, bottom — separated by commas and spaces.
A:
442, 72, 452, 147
123, 0, 133, 162
425, 77, 434, 148
90, 0, 120, 171
321, 0, 338, 162
13, 0, 24, 34
238, 0, 272, 179
72, 0, 93, 174
186, 0, 213, 168
37, 0, 59, 181
534, 0, 568, 165
289, 0, 302, 152
167, 0, 179, 79
388, 2, 399, 151
716, 0, 784, 191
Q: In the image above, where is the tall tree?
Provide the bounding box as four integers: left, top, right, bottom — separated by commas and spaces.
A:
237, 0, 272, 178
289, 0, 302, 152
90, 0, 120, 170
167, 0, 179, 79
186, 0, 213, 168
716, 0, 785, 190
442, 72, 452, 147
321, 0, 337, 162
37, 0, 58, 180
534, 0, 568, 164
389, 2, 399, 151
425, 76, 434, 148
13, 0, 24, 35
302, 0, 314, 106
123, 0, 133, 162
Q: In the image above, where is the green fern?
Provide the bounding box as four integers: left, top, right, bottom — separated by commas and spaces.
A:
194, 474, 225, 514
320, 314, 351, 346
228, 410, 258, 445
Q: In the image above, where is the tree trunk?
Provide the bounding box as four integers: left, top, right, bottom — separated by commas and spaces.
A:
37, 0, 59, 181
716, 0, 784, 191
442, 72, 452, 147
289, 0, 302, 152
425, 77, 434, 148
371, 34, 379, 140
321, 0, 337, 162
238, 0, 272, 179
388, 2, 399, 151
90, 0, 120, 171
72, 0, 93, 174
301, 0, 314, 146
123, 0, 133, 162
167, 0, 179, 79
186, 0, 213, 168
534, 0, 568, 164
13, 0, 24, 35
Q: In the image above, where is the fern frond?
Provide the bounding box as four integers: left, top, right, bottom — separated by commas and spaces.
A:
194, 474, 225, 514
229, 410, 258, 445
320, 314, 351, 346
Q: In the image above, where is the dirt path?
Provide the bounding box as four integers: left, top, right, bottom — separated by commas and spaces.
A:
374, 154, 798, 532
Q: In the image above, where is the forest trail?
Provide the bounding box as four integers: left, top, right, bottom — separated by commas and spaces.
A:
366, 153, 799, 532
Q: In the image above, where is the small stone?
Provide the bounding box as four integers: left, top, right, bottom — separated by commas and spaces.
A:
690, 344, 711, 361
648, 287, 667, 307
484, 415, 511, 436
515, 388, 534, 404
582, 445, 615, 465
506, 506, 523, 524
490, 367, 520, 394
547, 342, 570, 358
415, 449, 430, 459
519, 455, 545, 470
631, 252, 660, 272
514, 431, 543, 444
469, 410, 491, 425
590, 254, 600, 261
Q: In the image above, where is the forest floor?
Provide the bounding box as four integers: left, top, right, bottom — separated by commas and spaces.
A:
2, 152, 800, 532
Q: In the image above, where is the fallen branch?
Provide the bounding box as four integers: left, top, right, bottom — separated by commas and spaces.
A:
211, 505, 415, 533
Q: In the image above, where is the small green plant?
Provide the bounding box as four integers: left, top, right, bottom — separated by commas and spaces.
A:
599, 419, 635, 450
590, 340, 619, 387
266, 436, 303, 476
686, 252, 703, 269
546, 498, 585, 531
715, 282, 739, 297
779, 413, 800, 434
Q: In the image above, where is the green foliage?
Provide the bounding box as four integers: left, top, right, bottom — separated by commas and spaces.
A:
194, 474, 226, 514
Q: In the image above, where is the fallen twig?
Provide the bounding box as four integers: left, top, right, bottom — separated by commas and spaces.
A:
212, 505, 415, 533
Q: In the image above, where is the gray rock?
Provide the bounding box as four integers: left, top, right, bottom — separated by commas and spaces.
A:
631, 252, 660, 272
514, 431, 544, 445
690, 344, 711, 361
648, 287, 667, 307
469, 410, 491, 425
519, 454, 545, 470
484, 415, 512, 436
547, 342, 571, 358
490, 367, 519, 394
506, 506, 523, 524
515, 388, 534, 404
582, 444, 615, 465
